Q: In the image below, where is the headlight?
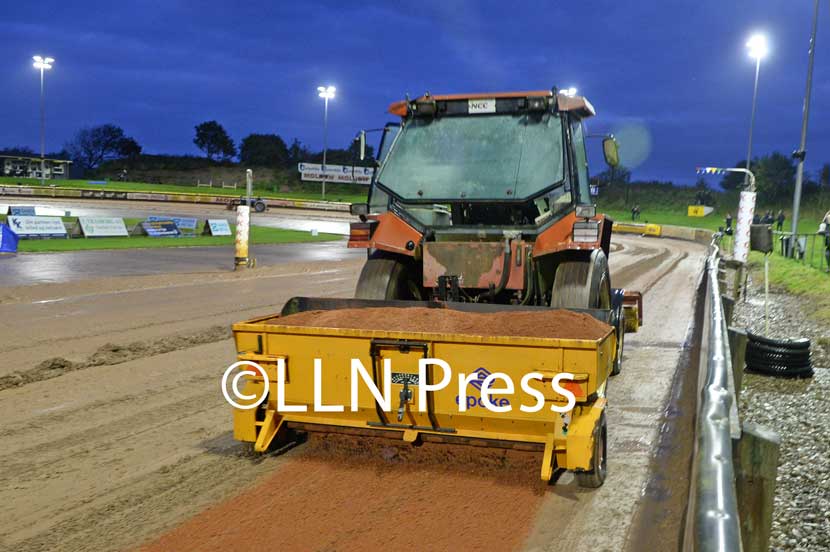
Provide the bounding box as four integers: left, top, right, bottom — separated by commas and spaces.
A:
575, 204, 596, 218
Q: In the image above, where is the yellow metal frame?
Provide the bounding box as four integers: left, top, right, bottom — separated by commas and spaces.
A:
230, 317, 614, 481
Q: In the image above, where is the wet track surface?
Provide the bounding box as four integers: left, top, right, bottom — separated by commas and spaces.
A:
0, 240, 363, 285
0, 198, 361, 286
0, 209, 707, 551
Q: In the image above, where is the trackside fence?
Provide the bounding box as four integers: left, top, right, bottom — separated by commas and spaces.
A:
685, 234, 781, 552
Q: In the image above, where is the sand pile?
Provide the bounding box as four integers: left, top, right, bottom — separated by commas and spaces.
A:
276, 306, 610, 340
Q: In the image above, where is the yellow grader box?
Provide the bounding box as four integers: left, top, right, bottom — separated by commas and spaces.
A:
229, 298, 616, 486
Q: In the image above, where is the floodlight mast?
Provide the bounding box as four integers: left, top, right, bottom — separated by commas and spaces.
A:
744, 33, 768, 190
32, 55, 55, 185
317, 85, 336, 199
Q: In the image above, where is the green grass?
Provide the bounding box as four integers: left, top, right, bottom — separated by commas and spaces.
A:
601, 206, 821, 234
0, 176, 368, 204
602, 208, 723, 231
748, 250, 830, 322
4, 219, 340, 253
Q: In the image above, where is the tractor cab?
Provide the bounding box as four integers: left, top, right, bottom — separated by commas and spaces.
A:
348, 88, 620, 312
355, 90, 617, 236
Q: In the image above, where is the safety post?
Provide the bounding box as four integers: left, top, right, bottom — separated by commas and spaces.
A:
764, 253, 770, 335
696, 166, 756, 299
234, 169, 255, 270
733, 422, 780, 552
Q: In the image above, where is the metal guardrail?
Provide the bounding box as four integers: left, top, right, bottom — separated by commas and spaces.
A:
688, 235, 742, 551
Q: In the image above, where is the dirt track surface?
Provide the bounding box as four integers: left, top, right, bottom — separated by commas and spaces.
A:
0, 235, 706, 552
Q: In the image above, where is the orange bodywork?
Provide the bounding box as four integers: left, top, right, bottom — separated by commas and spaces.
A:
388, 90, 594, 118
422, 240, 528, 290
350, 210, 609, 290
532, 212, 607, 258
347, 212, 422, 257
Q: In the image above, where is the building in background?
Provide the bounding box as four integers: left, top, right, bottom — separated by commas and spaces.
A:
0, 155, 72, 180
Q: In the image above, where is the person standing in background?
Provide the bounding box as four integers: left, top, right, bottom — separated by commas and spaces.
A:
725, 212, 733, 235
824, 226, 830, 272
821, 211, 830, 272
776, 210, 785, 231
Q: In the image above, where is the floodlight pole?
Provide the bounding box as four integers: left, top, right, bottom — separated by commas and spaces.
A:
32, 55, 53, 185
322, 95, 329, 200
790, 0, 820, 254
39, 64, 46, 185
317, 85, 336, 201
744, 55, 761, 189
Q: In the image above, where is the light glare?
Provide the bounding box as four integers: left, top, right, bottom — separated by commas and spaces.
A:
317, 84, 336, 99
746, 34, 769, 60
32, 55, 54, 70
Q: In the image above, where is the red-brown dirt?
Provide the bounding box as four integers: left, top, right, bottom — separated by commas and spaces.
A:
139, 433, 547, 552
273, 306, 611, 341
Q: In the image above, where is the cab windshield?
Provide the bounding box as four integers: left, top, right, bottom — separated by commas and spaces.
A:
377, 111, 565, 202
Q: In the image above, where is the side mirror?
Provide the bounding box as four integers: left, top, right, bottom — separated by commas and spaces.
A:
359, 130, 366, 161
603, 136, 620, 168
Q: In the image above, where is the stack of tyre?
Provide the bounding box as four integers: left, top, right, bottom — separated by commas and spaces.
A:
746, 333, 814, 378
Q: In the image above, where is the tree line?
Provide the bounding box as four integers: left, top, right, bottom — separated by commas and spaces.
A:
4, 122, 829, 203
592, 152, 830, 205
0, 121, 374, 172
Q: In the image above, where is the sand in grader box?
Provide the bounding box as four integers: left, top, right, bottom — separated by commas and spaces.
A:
273, 306, 611, 341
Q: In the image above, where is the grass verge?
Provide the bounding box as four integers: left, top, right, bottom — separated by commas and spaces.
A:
747, 250, 830, 323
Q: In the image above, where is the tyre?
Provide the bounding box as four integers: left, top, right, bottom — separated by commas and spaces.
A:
575, 411, 607, 488
254, 201, 266, 213
745, 349, 811, 366
745, 364, 814, 378
746, 340, 812, 358
746, 356, 812, 371
550, 250, 611, 310
550, 251, 617, 375
747, 333, 810, 351
745, 332, 813, 378
354, 254, 419, 300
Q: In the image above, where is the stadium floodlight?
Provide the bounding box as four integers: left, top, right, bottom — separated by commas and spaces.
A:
317, 85, 336, 99
32, 55, 55, 185
317, 85, 336, 199
562, 87, 578, 97
32, 55, 54, 69
746, 34, 769, 60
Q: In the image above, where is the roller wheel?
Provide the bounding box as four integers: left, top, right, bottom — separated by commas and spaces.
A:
550, 250, 611, 310
550, 250, 617, 375
575, 411, 607, 488
355, 254, 418, 300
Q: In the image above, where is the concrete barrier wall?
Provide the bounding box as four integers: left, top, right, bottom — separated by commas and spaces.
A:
613, 222, 663, 237
661, 225, 714, 245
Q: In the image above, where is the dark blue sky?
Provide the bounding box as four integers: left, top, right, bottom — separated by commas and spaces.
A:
2, 0, 829, 184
